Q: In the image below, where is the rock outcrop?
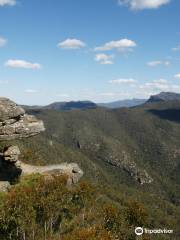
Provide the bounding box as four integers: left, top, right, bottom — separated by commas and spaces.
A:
3, 145, 21, 162
0, 98, 83, 191
20, 162, 83, 184
0, 98, 45, 140
0, 181, 11, 192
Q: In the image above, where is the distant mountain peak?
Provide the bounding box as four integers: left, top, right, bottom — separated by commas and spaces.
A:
98, 98, 146, 109
147, 92, 180, 103
44, 100, 97, 111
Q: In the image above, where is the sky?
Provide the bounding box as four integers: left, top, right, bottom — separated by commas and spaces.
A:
0, 0, 180, 105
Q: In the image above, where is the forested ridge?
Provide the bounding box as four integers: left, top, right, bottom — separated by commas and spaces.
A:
0, 100, 180, 239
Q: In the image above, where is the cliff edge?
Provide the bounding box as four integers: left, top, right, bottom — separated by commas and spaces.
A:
0, 98, 83, 191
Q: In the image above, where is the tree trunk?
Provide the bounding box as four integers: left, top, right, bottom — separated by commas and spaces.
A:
50, 218, 53, 236
44, 221, 47, 240
23, 231, 26, 240
32, 229, 35, 240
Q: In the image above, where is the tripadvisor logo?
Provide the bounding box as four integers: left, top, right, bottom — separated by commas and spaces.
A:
135, 227, 173, 236
135, 227, 143, 236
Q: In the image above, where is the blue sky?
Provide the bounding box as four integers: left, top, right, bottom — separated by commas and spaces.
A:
0, 0, 180, 105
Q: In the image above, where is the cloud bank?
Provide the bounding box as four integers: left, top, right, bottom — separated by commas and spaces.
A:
118, 0, 170, 10
25, 89, 38, 93
147, 60, 170, 67
0, 37, 7, 47
172, 45, 180, 52
109, 78, 137, 84
0, 0, 16, 6
174, 73, 180, 79
5, 59, 42, 69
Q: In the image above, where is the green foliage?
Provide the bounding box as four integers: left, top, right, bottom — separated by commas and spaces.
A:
21, 104, 180, 203
0, 175, 120, 239
1, 102, 180, 238
126, 200, 148, 226
0, 174, 179, 239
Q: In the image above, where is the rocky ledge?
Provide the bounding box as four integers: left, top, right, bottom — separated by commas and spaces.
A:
0, 145, 83, 185
0, 98, 83, 191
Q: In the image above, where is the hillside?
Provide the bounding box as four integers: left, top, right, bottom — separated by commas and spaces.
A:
1, 100, 180, 238
16, 101, 180, 201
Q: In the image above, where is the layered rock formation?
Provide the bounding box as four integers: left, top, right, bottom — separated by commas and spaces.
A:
0, 98, 45, 140
0, 98, 83, 191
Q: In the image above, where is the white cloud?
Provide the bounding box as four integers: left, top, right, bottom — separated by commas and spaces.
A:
25, 89, 38, 93
171, 85, 180, 91
124, 79, 180, 98
5, 59, 42, 69
79, 91, 133, 102
109, 78, 137, 84
56, 93, 70, 98
174, 73, 180, 79
58, 38, 86, 49
95, 38, 136, 52
172, 45, 180, 52
163, 61, 170, 66
154, 79, 168, 84
139, 79, 170, 91
0, 0, 16, 6
0, 80, 8, 84
147, 60, 170, 67
147, 61, 162, 66
99, 92, 116, 97
95, 53, 114, 65
101, 60, 114, 65
118, 0, 170, 10
0, 37, 7, 47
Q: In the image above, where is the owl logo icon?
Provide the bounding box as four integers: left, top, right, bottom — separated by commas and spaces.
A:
135, 227, 144, 236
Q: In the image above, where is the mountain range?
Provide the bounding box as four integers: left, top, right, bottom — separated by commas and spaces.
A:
22, 92, 180, 111
98, 98, 146, 108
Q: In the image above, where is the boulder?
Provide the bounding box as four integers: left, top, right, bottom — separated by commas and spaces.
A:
3, 145, 21, 162
0, 97, 25, 121
0, 181, 11, 192
0, 98, 45, 140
